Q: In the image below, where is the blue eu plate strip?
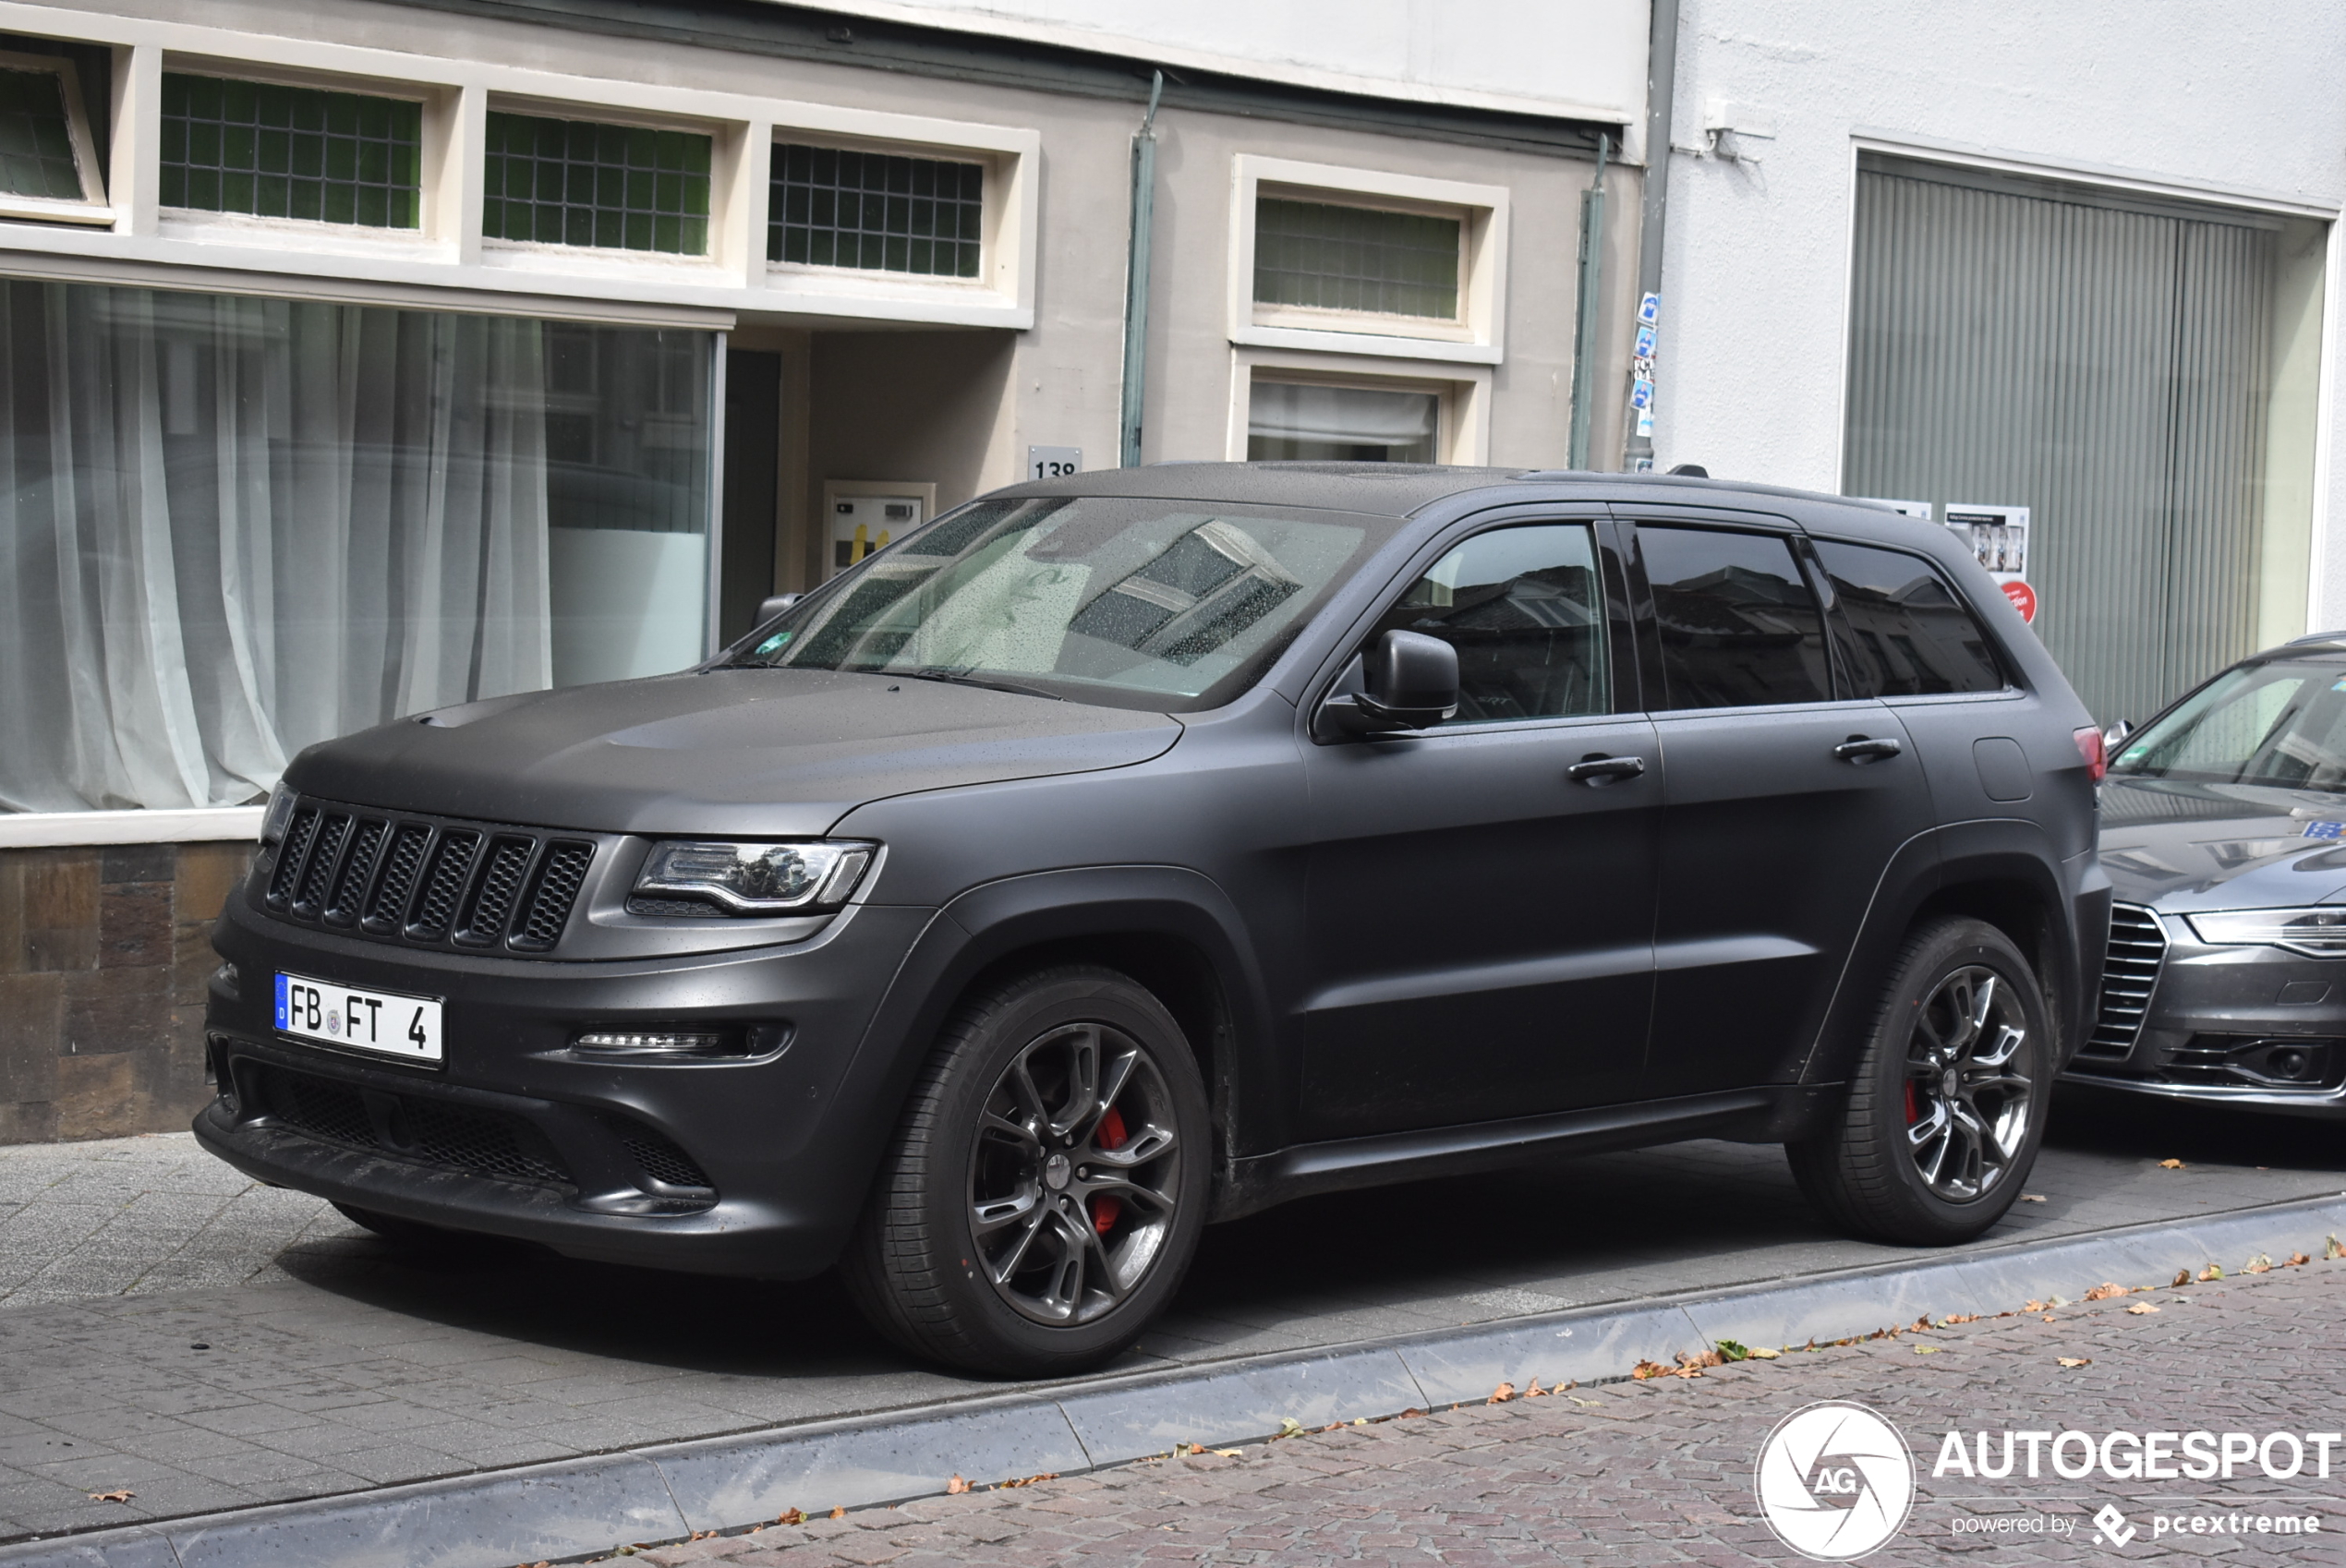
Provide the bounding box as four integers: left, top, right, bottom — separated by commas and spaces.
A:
274, 972, 291, 1030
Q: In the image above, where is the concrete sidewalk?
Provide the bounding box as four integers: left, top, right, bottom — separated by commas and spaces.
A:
0, 1089, 2340, 1550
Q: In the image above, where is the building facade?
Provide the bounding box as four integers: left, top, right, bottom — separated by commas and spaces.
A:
0, 0, 1648, 1140
1647, 0, 2346, 729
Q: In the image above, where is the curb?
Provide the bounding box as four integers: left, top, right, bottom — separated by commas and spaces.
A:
8, 1192, 2343, 1568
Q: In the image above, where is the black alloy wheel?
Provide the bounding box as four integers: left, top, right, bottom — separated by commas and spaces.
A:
843, 965, 1210, 1376
1901, 964, 2034, 1202
969, 1020, 1183, 1326
1788, 917, 2051, 1245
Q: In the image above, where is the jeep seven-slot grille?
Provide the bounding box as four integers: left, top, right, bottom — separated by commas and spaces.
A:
2080, 903, 2168, 1061
262, 796, 593, 956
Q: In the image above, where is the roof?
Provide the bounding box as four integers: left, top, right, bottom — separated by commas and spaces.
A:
996, 460, 1911, 525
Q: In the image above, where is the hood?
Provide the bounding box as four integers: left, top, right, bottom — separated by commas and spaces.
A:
2098, 776, 2346, 911
286, 669, 1183, 837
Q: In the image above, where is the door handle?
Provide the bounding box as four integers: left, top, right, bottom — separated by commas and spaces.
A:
1833, 736, 1904, 764
1567, 754, 1648, 786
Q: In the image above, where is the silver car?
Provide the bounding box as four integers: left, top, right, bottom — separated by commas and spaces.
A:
2071, 632, 2346, 1116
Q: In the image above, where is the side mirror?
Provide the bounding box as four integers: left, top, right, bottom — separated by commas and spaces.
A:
2102, 718, 2133, 752
755, 593, 802, 626
1318, 630, 1460, 738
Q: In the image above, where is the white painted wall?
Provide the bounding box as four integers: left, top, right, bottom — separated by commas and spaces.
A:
773, 0, 1649, 124
1653, 0, 2346, 629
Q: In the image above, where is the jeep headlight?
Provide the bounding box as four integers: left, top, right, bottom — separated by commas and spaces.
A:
2185, 907, 2346, 959
632, 840, 875, 915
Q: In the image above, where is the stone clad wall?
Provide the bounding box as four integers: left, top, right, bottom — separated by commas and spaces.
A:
0, 842, 248, 1144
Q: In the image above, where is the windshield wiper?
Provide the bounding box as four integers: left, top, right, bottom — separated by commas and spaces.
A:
897, 667, 1065, 701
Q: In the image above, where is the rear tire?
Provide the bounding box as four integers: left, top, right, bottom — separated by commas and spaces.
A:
1787, 917, 2050, 1245
841, 964, 1210, 1377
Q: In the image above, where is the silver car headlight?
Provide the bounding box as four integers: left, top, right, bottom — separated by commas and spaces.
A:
2184, 907, 2346, 959
632, 839, 875, 915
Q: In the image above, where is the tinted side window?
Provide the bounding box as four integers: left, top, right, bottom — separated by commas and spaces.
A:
1637, 525, 1831, 709
1812, 540, 2005, 696
1373, 523, 1609, 722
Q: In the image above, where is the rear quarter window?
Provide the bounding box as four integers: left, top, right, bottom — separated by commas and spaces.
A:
1811, 539, 2006, 696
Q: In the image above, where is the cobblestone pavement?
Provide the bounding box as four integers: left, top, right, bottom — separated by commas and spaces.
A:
0, 1092, 2340, 1544
619, 1257, 2346, 1567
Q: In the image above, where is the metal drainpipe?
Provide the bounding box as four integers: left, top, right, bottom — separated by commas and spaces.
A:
1119, 70, 1164, 468
1566, 132, 1610, 471
1624, 0, 1680, 471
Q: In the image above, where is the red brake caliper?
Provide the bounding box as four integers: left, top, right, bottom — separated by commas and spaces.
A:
1905, 1080, 1920, 1126
1092, 1105, 1127, 1235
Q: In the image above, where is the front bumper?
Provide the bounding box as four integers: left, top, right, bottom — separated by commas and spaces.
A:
2062, 905, 2346, 1118
199, 891, 938, 1275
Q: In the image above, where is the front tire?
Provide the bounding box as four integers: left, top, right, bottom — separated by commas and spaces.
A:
1788, 917, 2050, 1245
841, 965, 1211, 1376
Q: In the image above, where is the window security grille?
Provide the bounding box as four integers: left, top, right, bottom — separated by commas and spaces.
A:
0, 67, 82, 199
483, 112, 711, 255
1253, 198, 1461, 320
160, 74, 421, 228
769, 143, 983, 278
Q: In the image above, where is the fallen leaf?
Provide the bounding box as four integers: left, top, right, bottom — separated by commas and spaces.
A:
1912, 1344, 1942, 1354
2327, 1234, 2344, 1260
2019, 1193, 2047, 1202
2057, 1357, 2092, 1369
998, 1473, 1058, 1489
945, 1477, 971, 1495
1487, 1382, 1517, 1404
1716, 1339, 1752, 1362
1276, 1417, 1305, 1438
1747, 1345, 1781, 1359
87, 1490, 132, 1503
2023, 1299, 2049, 1312
2041, 1314, 2056, 1323
2125, 1303, 2159, 1315
1399, 1407, 1427, 1418
2083, 1283, 2128, 1301
1631, 1358, 1672, 1381
2172, 1269, 2191, 1287
1210, 1448, 1243, 1458
2198, 1264, 2223, 1283
776, 1508, 804, 1526
2288, 1252, 2311, 1267
1937, 1313, 1980, 1326
2244, 1254, 2273, 1274
1523, 1379, 1547, 1398
2158, 1158, 2185, 1169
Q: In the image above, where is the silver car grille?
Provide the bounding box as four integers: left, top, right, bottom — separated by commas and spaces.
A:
2078, 902, 2167, 1060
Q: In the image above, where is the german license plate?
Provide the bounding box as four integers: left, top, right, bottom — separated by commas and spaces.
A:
274, 973, 443, 1065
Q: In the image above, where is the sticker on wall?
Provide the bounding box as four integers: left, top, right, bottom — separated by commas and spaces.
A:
1638, 292, 1662, 326
1944, 503, 2030, 582
1629, 378, 1654, 411
1634, 323, 1657, 358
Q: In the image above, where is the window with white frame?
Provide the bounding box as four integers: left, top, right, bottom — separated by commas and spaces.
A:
1254, 198, 1462, 322
483, 110, 714, 256
1248, 376, 1443, 464
1231, 156, 1508, 363
769, 142, 986, 278
0, 46, 106, 222
161, 73, 423, 229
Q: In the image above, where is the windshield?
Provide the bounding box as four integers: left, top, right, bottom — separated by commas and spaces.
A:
2110, 656, 2346, 791
728, 496, 1391, 711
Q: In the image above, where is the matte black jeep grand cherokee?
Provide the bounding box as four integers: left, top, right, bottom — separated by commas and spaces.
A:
199, 464, 2110, 1374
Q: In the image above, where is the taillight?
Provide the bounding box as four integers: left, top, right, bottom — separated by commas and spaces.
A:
2073, 726, 2107, 782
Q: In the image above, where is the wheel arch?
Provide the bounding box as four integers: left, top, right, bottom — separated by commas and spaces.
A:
845, 866, 1277, 1217
1796, 821, 2087, 1104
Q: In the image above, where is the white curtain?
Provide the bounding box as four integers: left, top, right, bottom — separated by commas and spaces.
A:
0, 282, 550, 813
